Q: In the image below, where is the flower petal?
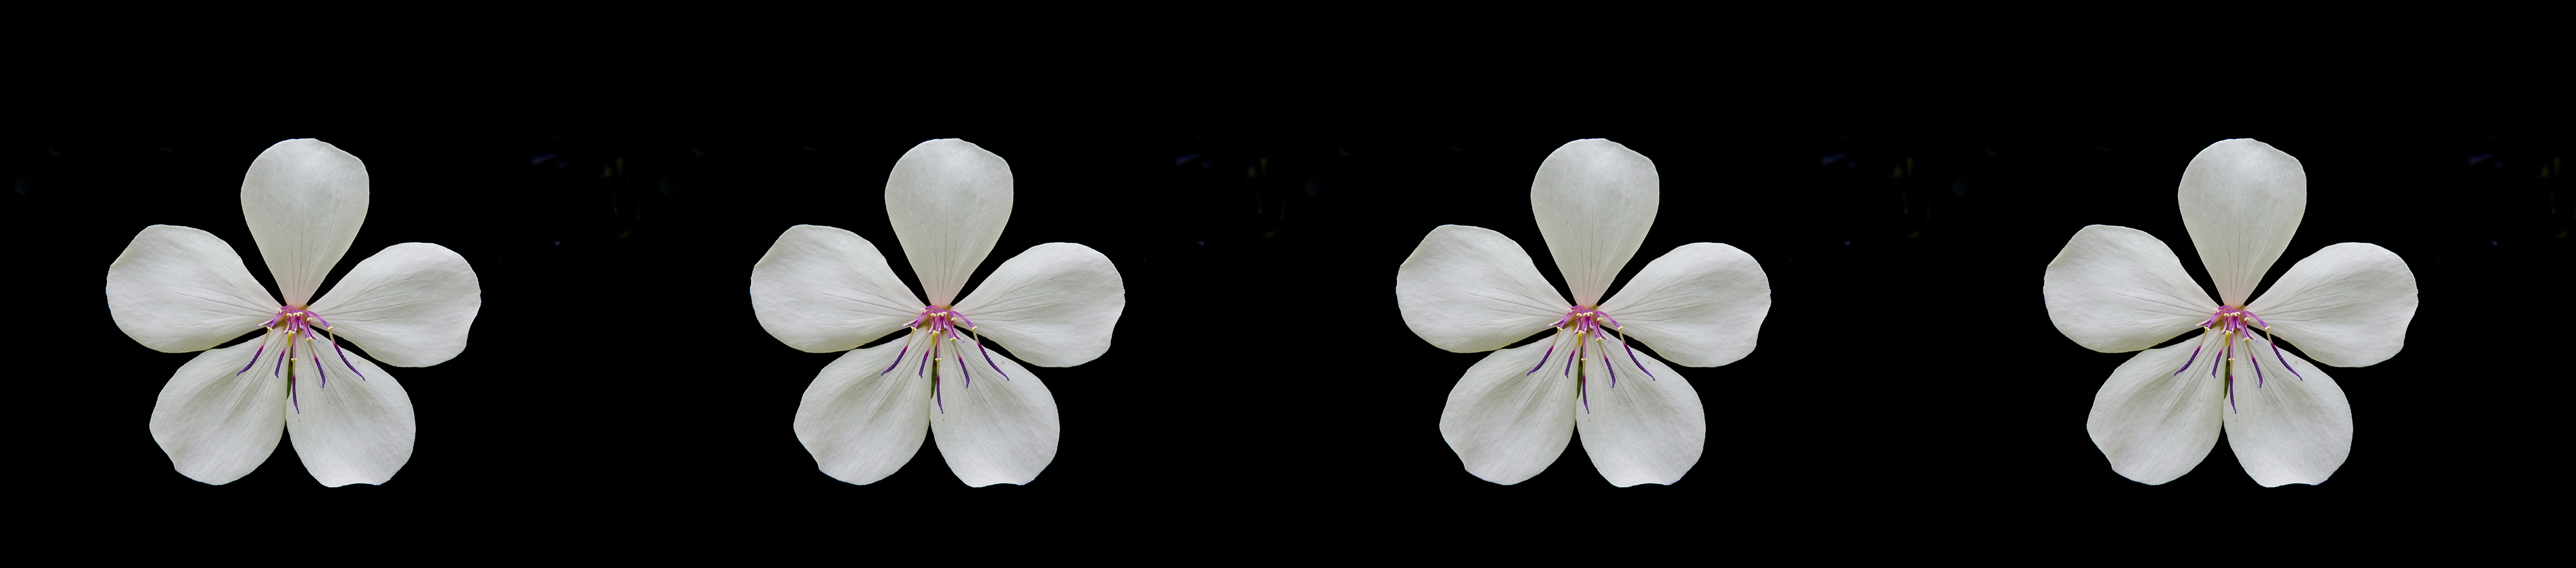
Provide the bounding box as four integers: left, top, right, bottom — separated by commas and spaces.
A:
1531, 139, 1658, 307
2044, 225, 2219, 353
1575, 336, 1704, 487
1439, 337, 1578, 485
2246, 243, 2418, 368
107, 225, 278, 352
149, 338, 289, 484
1397, 225, 1567, 353
2177, 139, 2306, 307
886, 139, 1012, 306
1598, 243, 1771, 368
285, 337, 415, 486
929, 338, 1059, 487
952, 243, 1124, 367
308, 243, 481, 368
752, 225, 925, 353
795, 339, 933, 485
240, 139, 370, 306
2086, 333, 2226, 485
2222, 333, 2352, 487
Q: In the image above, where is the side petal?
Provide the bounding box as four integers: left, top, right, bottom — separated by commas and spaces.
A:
2177, 138, 2306, 307
285, 337, 415, 486
149, 338, 287, 485
1575, 336, 1705, 487
107, 225, 278, 352
929, 339, 1058, 487
752, 225, 925, 353
2246, 243, 2418, 368
1530, 139, 1658, 307
2222, 333, 2353, 487
952, 243, 1124, 368
1396, 225, 1567, 353
1598, 242, 1771, 368
795, 338, 933, 485
886, 139, 1012, 306
241, 139, 370, 306
1439, 337, 1578, 485
2044, 225, 2218, 353
2086, 333, 2226, 485
308, 243, 481, 368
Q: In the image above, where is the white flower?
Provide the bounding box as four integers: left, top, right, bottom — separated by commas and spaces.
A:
2045, 139, 2418, 487
1396, 139, 1772, 486
752, 139, 1125, 486
107, 139, 482, 486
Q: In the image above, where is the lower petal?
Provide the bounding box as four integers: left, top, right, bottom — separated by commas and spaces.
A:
2086, 335, 2225, 485
2223, 333, 2352, 487
284, 338, 416, 487
795, 339, 933, 485
149, 339, 287, 485
1439, 337, 1577, 485
928, 342, 1059, 487
1575, 337, 1705, 487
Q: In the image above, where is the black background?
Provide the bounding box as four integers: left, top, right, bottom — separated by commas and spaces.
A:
15, 125, 2567, 524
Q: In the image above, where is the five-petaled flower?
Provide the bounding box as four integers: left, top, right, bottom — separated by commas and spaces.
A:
2045, 138, 2418, 486
1396, 139, 1772, 486
108, 139, 482, 486
752, 139, 1125, 486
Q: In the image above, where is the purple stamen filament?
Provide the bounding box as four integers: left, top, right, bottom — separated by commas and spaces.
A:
247, 305, 355, 414
883, 305, 1014, 414
1528, 306, 1669, 414
2175, 306, 2307, 414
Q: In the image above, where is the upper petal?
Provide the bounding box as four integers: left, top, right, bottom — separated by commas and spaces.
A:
1530, 139, 1658, 307
2221, 333, 2353, 487
1439, 336, 1578, 485
2086, 333, 2226, 485
308, 243, 481, 367
752, 225, 925, 353
1574, 336, 1705, 487
2044, 225, 2219, 353
1396, 225, 1567, 353
2177, 139, 2306, 306
149, 338, 288, 485
886, 139, 1012, 306
284, 337, 416, 486
1597, 242, 1771, 368
795, 339, 933, 485
241, 139, 370, 306
927, 339, 1059, 487
2246, 243, 2418, 368
952, 243, 1124, 368
107, 225, 278, 352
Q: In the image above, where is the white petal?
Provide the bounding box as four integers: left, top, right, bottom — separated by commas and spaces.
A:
308, 243, 481, 368
284, 337, 415, 486
1597, 243, 1771, 368
795, 339, 933, 485
1530, 139, 1658, 307
2086, 333, 2226, 485
2044, 225, 2219, 353
952, 243, 1124, 367
886, 139, 1012, 306
107, 225, 278, 352
2221, 333, 2353, 487
752, 225, 925, 353
241, 139, 370, 306
149, 338, 288, 484
1575, 336, 1705, 487
1396, 225, 1567, 353
2246, 243, 2418, 368
1439, 336, 1578, 485
928, 337, 1059, 487
2177, 139, 2306, 307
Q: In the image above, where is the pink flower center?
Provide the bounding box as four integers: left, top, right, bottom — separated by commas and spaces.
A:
1523, 306, 1658, 414
880, 305, 1010, 413
2172, 305, 2306, 413
238, 305, 365, 413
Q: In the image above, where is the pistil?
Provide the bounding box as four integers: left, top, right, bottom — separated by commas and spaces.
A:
244, 305, 363, 413
2171, 305, 2305, 413
1524, 306, 1659, 413
881, 305, 1011, 413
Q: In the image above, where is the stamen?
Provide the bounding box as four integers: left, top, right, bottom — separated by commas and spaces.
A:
1526, 330, 1562, 376
971, 327, 1008, 380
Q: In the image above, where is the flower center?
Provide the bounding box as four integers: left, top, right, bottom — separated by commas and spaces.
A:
879, 305, 1010, 413
1523, 306, 1658, 414
2172, 305, 2305, 413
239, 305, 366, 413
